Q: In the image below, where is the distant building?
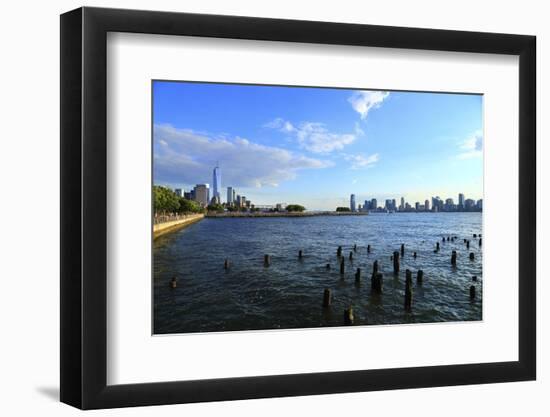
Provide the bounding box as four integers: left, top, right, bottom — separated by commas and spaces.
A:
194, 184, 210, 207
226, 187, 234, 205
392, 199, 397, 211
458, 193, 465, 209
184, 190, 194, 200
415, 202, 420, 211
174, 188, 183, 198
236, 195, 242, 207
425, 199, 430, 211
350, 194, 356, 212
477, 199, 483, 210
465, 198, 475, 211
371, 198, 377, 210
445, 198, 455, 211
400, 197, 405, 211
212, 164, 221, 202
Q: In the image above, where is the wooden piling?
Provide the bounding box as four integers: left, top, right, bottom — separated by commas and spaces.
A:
298, 250, 303, 259
264, 254, 271, 266
470, 285, 476, 299
436, 242, 440, 251
393, 251, 400, 274
413, 251, 417, 259
401, 243, 405, 256
472, 275, 478, 282
417, 269, 424, 284
353, 243, 357, 252
224, 259, 229, 270
340, 258, 345, 275
371, 272, 383, 293
170, 277, 177, 289
344, 307, 354, 325
479, 238, 482, 246
355, 268, 361, 284
469, 252, 475, 261
326, 263, 331, 270
349, 251, 354, 261
466, 240, 470, 249
451, 250, 457, 266
405, 269, 412, 284
404, 274, 413, 311
473, 233, 477, 238
373, 260, 379, 275
323, 288, 332, 308
337, 246, 342, 257
367, 244, 371, 253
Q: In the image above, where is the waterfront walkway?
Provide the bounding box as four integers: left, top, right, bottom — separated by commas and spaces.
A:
153, 213, 205, 239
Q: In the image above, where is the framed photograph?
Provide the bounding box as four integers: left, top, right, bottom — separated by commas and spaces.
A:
60, 6, 536, 409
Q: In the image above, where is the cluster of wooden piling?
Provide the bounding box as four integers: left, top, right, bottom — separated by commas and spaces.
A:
180, 234, 481, 325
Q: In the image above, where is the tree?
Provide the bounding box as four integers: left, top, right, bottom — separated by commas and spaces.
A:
179, 198, 202, 214
286, 204, 306, 212
207, 203, 224, 213
336, 206, 351, 212
153, 186, 180, 214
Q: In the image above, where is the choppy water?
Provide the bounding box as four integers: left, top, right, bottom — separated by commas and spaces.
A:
153, 213, 482, 334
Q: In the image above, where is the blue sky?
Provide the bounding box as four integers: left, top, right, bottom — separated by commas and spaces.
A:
153, 81, 483, 210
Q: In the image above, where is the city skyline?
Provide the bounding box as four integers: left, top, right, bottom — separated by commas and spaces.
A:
153, 81, 483, 210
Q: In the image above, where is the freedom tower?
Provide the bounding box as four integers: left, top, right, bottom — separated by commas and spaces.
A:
212, 163, 221, 203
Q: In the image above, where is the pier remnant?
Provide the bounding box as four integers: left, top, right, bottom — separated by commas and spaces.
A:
170, 277, 177, 289
436, 242, 440, 252
470, 285, 476, 299
469, 252, 475, 261
340, 258, 345, 275
417, 269, 424, 284
472, 275, 478, 282
404, 272, 413, 311
355, 268, 361, 284
371, 272, 383, 293
479, 238, 482, 246
323, 288, 332, 308
473, 233, 477, 238
349, 251, 354, 261
344, 307, 354, 325
337, 246, 342, 257
353, 243, 357, 252
326, 263, 331, 270
224, 259, 230, 270
393, 251, 400, 274
401, 243, 405, 256
298, 250, 303, 259
367, 244, 371, 253
466, 240, 470, 249
264, 254, 271, 267
451, 250, 457, 266
413, 251, 417, 259
372, 260, 379, 275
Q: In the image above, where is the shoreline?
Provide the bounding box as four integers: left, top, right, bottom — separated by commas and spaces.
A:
153, 213, 205, 239
205, 211, 369, 218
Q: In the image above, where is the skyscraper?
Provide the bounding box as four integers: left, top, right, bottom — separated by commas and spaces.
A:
194, 184, 210, 207
425, 199, 430, 211
226, 187, 234, 205
212, 164, 221, 202
350, 194, 356, 212
458, 193, 465, 209
400, 197, 405, 211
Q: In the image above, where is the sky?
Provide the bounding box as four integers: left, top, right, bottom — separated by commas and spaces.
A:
153, 81, 483, 210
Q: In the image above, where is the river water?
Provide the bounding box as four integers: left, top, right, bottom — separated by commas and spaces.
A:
153, 213, 482, 334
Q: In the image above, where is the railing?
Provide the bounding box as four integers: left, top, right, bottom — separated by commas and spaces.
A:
154, 213, 202, 225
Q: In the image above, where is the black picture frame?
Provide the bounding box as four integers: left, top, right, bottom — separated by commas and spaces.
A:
60, 6, 536, 410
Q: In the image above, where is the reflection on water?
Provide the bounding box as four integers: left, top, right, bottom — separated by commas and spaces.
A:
153, 213, 482, 334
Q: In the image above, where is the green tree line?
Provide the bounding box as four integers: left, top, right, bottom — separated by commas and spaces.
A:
153, 186, 204, 214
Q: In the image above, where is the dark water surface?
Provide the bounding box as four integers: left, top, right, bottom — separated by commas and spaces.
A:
153, 213, 482, 334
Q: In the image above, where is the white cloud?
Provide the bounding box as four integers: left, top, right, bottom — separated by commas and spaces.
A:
154, 124, 333, 189
343, 153, 380, 169
348, 90, 390, 120
458, 130, 483, 159
265, 118, 357, 153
